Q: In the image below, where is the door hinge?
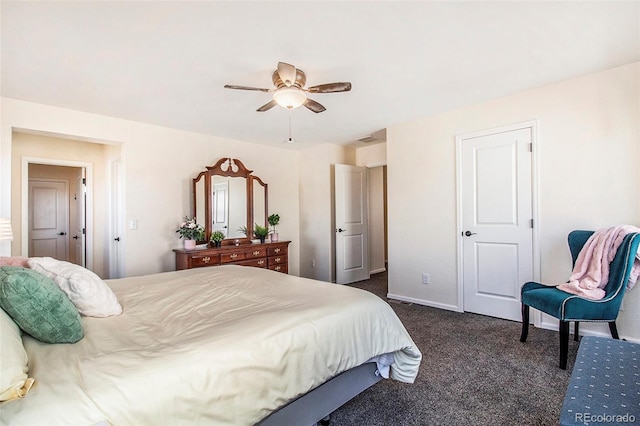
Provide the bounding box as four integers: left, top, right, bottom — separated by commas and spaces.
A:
530, 219, 534, 228
528, 143, 533, 152
82, 228, 86, 235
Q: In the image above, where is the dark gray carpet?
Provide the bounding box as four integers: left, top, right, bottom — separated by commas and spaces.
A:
330, 271, 576, 426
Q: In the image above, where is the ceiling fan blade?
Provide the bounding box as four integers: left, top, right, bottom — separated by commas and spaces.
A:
303, 98, 326, 113
306, 82, 352, 93
277, 62, 297, 87
224, 84, 271, 92
256, 100, 277, 112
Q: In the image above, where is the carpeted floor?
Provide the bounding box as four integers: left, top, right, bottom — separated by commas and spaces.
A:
329, 271, 576, 426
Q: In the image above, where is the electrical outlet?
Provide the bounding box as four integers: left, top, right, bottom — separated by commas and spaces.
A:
422, 273, 429, 285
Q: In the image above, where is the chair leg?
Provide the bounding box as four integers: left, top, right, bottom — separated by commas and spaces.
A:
520, 304, 530, 342
609, 322, 620, 339
574, 321, 579, 342
559, 321, 569, 370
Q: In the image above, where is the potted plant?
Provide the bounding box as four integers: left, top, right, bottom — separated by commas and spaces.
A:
176, 216, 204, 250
267, 213, 280, 242
210, 230, 225, 248
253, 224, 269, 244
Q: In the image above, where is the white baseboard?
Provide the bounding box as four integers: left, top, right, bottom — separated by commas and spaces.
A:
369, 267, 386, 275
386, 293, 462, 312
537, 318, 640, 344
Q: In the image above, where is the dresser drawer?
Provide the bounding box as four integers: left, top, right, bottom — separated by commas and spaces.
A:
268, 255, 286, 265
235, 258, 268, 268
191, 254, 220, 268
268, 246, 287, 257
268, 263, 288, 274
245, 247, 267, 258
221, 252, 246, 263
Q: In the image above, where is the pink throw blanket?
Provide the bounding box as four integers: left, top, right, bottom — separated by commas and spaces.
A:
557, 225, 640, 300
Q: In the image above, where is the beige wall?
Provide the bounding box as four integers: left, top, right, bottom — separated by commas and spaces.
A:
1, 98, 301, 277
387, 62, 640, 340
355, 142, 386, 167
298, 143, 355, 282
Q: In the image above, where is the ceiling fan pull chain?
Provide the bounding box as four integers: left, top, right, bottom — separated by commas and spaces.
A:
288, 109, 294, 143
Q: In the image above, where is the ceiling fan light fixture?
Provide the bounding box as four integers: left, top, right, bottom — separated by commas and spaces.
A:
273, 87, 307, 109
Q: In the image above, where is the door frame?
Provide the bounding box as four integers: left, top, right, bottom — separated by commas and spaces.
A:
21, 156, 94, 270
455, 120, 541, 322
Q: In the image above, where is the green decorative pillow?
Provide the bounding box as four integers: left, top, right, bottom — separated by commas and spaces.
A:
0, 266, 83, 343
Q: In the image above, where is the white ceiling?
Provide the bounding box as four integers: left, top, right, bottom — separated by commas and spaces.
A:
2, 1, 639, 149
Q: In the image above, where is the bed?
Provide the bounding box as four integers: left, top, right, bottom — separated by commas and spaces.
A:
0, 264, 422, 425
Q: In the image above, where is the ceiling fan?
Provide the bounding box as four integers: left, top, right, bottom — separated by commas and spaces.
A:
224, 62, 352, 113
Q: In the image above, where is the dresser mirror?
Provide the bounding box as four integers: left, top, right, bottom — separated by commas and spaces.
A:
193, 158, 268, 243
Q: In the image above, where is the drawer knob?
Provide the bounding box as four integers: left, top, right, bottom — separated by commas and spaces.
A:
275, 266, 281, 271
274, 248, 280, 253
202, 256, 211, 263
258, 260, 265, 265
275, 257, 281, 262
253, 250, 260, 256
230, 253, 238, 259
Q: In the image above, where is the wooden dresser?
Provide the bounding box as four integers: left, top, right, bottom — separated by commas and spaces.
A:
174, 241, 290, 274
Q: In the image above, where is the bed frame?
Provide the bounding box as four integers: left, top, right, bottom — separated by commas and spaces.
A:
257, 362, 382, 425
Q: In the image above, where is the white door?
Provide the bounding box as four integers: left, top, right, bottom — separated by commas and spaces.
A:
73, 173, 86, 267
109, 159, 124, 279
460, 126, 533, 321
29, 179, 69, 260
212, 181, 229, 237
335, 164, 370, 284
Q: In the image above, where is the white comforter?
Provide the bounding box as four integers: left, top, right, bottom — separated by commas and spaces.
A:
2, 265, 421, 425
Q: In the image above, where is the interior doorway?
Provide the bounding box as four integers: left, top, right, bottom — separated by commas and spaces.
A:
368, 165, 387, 274
333, 164, 388, 284
28, 178, 69, 260
22, 157, 93, 270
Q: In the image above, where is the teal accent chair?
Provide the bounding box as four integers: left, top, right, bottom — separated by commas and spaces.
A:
520, 230, 640, 369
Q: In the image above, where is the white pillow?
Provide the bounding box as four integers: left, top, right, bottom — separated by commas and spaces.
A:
27, 257, 122, 318
0, 308, 34, 401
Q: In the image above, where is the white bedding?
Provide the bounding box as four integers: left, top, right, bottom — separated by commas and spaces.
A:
1, 265, 421, 425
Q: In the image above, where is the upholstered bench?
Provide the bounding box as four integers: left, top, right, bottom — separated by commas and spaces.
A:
560, 336, 639, 426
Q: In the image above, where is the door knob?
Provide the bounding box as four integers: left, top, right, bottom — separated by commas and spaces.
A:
72, 235, 79, 240
464, 230, 477, 237
114, 237, 121, 242
58, 232, 67, 236
337, 228, 346, 233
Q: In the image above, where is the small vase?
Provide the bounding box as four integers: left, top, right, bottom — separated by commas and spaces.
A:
184, 239, 196, 250
270, 233, 279, 242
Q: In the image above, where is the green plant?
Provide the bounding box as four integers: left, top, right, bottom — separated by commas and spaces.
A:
210, 231, 225, 243
267, 213, 280, 233
253, 224, 269, 239
176, 216, 204, 240
237, 226, 248, 237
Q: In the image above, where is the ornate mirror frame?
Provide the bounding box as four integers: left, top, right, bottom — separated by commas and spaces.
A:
193, 158, 268, 244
